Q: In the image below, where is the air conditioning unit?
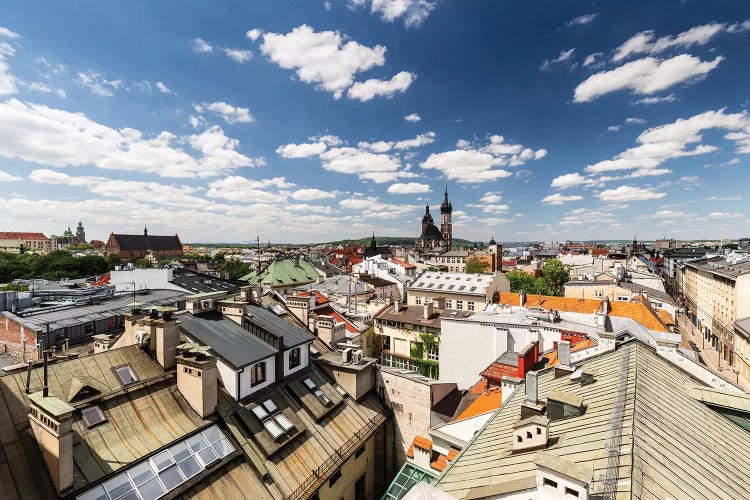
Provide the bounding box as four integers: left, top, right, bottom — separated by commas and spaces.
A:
341, 347, 352, 364
352, 349, 363, 364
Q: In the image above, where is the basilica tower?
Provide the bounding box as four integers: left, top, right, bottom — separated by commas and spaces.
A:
440, 185, 453, 250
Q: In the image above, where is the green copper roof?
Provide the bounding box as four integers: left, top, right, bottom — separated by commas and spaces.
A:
240, 258, 318, 286
29, 391, 75, 418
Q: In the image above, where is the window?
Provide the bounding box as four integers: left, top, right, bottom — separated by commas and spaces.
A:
445, 300, 452, 309
565, 486, 580, 497
329, 467, 342, 486
251, 361, 266, 386
526, 431, 532, 439
594, 290, 603, 298
543, 477, 558, 489
456, 301, 463, 310
251, 398, 295, 441
304, 377, 332, 406
355, 473, 366, 500
468, 301, 475, 311
516, 435, 522, 442
81, 406, 107, 429
536, 427, 541, 435
114, 365, 138, 385
289, 347, 301, 369
416, 297, 422, 305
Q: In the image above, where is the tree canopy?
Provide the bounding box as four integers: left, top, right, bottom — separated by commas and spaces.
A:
505, 259, 570, 297
466, 255, 490, 274
0, 250, 109, 283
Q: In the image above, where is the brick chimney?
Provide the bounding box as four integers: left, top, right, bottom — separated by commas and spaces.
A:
28, 392, 75, 494
155, 317, 180, 370
176, 350, 218, 418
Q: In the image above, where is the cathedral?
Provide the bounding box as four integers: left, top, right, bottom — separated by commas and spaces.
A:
416, 186, 453, 255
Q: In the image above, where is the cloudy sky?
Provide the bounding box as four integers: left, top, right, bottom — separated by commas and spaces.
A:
1, 1, 749, 243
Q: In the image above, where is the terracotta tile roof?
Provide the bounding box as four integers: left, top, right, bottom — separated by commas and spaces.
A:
297, 290, 330, 306
454, 388, 502, 421
431, 454, 448, 472
608, 298, 667, 332
447, 448, 460, 461
0, 232, 49, 240
391, 258, 416, 269
543, 337, 598, 367
413, 435, 432, 451
480, 361, 520, 382
316, 305, 360, 334
497, 292, 602, 314
657, 309, 675, 326
406, 443, 414, 458
469, 379, 487, 395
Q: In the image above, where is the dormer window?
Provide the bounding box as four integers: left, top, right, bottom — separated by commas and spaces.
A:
250, 361, 267, 386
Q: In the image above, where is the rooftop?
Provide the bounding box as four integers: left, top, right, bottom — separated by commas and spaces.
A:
411, 272, 497, 295
110, 233, 182, 252
436, 341, 750, 499
245, 302, 315, 348
240, 258, 319, 287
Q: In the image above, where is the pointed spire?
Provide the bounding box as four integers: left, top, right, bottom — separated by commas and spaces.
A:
144, 225, 148, 236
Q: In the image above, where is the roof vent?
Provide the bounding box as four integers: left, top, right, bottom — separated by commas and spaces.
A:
512, 415, 549, 452
546, 390, 585, 421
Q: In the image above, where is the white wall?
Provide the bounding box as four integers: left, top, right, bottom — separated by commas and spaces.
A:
216, 359, 238, 400
110, 268, 185, 293
238, 356, 276, 400
283, 344, 310, 377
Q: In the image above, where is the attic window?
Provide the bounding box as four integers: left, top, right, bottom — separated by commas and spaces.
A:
81, 406, 107, 429
114, 365, 138, 386
251, 398, 295, 441
303, 377, 332, 406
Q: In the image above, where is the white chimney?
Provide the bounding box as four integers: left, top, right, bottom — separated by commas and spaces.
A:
558, 340, 571, 367
519, 291, 526, 307
423, 301, 434, 319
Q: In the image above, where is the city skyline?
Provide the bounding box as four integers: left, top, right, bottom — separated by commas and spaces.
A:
1, 1, 749, 243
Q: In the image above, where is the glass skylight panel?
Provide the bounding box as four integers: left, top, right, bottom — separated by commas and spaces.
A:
212, 437, 234, 459
197, 446, 219, 467
136, 477, 166, 500
103, 473, 134, 499
168, 441, 191, 462
263, 419, 284, 439
81, 406, 107, 428
458, 285, 466, 291
158, 465, 184, 491
177, 455, 202, 480
314, 389, 332, 406
201, 426, 222, 444
262, 399, 279, 414
186, 433, 208, 453
127, 461, 155, 486
114, 365, 138, 385
150, 450, 174, 472
303, 377, 317, 390
77, 485, 107, 500
275, 413, 294, 431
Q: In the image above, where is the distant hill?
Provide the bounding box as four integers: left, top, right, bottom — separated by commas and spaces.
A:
320, 236, 478, 248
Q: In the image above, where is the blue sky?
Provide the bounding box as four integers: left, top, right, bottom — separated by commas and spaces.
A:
0, 0, 749, 243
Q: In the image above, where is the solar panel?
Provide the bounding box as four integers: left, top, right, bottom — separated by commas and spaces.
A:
263, 419, 284, 439
81, 406, 107, 428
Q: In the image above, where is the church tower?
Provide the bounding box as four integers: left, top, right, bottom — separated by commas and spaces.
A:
75, 221, 86, 244
440, 185, 453, 250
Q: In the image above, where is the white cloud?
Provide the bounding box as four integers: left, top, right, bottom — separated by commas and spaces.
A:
155, 81, 173, 94
574, 55, 722, 103
0, 169, 21, 181
246, 29, 263, 42
706, 195, 742, 201
421, 134, 545, 183
634, 94, 676, 105
259, 25, 386, 99
26, 81, 66, 98
0, 42, 16, 96
287, 203, 333, 214
194, 101, 254, 124
566, 14, 598, 27
582, 52, 603, 68
709, 211, 744, 219
347, 71, 415, 101
349, 0, 437, 28
206, 176, 292, 204
404, 113, 421, 122
541, 193, 583, 205
339, 196, 419, 219
607, 125, 621, 132
550, 172, 592, 189
394, 131, 435, 150
276, 141, 328, 158
625, 117, 646, 124
291, 188, 335, 200
320, 147, 401, 182
585, 109, 750, 176
560, 208, 614, 226
540, 48, 576, 71
223, 48, 253, 63
0, 27, 19, 39
324, 1, 332, 10
613, 21, 748, 62
639, 210, 692, 219
480, 192, 503, 203
76, 71, 123, 96
596, 185, 666, 201
193, 38, 213, 53
311, 134, 343, 146
387, 182, 430, 194
0, 99, 262, 178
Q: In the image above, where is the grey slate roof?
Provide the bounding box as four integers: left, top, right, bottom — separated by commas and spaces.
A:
245, 302, 314, 348
171, 267, 245, 294
436, 340, 750, 499
179, 311, 278, 368
112, 233, 181, 251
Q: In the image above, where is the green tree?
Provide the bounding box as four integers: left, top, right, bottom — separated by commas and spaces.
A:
540, 258, 570, 296
219, 259, 253, 280
466, 255, 490, 274
131, 258, 153, 269
506, 271, 554, 296
106, 254, 122, 270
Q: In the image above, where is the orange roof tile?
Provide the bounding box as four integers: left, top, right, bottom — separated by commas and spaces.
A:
297, 290, 330, 306
468, 379, 487, 395
316, 305, 360, 334
390, 258, 416, 269
608, 298, 667, 332
496, 292, 602, 314
413, 436, 432, 451
406, 444, 414, 458
447, 448, 460, 461
431, 454, 448, 472
543, 337, 597, 367
657, 309, 675, 325
455, 388, 502, 421
0, 232, 49, 240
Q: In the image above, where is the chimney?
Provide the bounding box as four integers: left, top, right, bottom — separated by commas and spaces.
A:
176, 350, 217, 418
521, 370, 545, 418
411, 437, 433, 470
155, 317, 180, 370
519, 291, 526, 307
316, 316, 346, 348
432, 296, 445, 309
555, 340, 576, 378
512, 414, 549, 452
423, 301, 434, 319
28, 392, 75, 494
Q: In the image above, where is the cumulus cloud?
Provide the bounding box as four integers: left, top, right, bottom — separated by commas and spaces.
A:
550, 172, 592, 189
582, 52, 604, 69
596, 185, 666, 202
193, 38, 213, 53
155, 81, 173, 94
339, 195, 419, 218
480, 192, 503, 203
709, 211, 744, 218
0, 40, 17, 96
206, 175, 293, 204
560, 208, 614, 226
565, 13, 597, 27
404, 113, 421, 122
349, 0, 437, 28
291, 188, 335, 200
387, 182, 430, 194
540, 48, 576, 71
194, 101, 254, 124
541, 193, 584, 205
0, 169, 21, 181
0, 99, 262, 178
420, 134, 546, 183
76, 71, 123, 96
574, 54, 722, 103
223, 48, 253, 63
347, 71, 415, 101
613, 21, 749, 62
0, 27, 19, 39
276, 141, 328, 158
26, 81, 66, 98
320, 147, 401, 182
246, 29, 263, 41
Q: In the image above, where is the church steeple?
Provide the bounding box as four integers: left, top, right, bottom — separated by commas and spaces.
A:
440, 185, 453, 250
370, 231, 377, 251
144, 225, 148, 236
440, 184, 452, 214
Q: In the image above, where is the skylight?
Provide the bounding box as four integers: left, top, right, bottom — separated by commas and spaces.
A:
114, 365, 138, 386
303, 377, 332, 406
76, 425, 234, 500
81, 406, 107, 429
251, 398, 295, 441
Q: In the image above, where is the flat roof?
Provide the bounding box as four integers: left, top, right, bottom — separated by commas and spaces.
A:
179, 312, 278, 368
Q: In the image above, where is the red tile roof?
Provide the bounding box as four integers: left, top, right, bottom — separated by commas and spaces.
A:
406, 444, 414, 458
447, 448, 460, 461
431, 454, 448, 472
0, 232, 49, 240
297, 290, 330, 306
316, 305, 360, 333
413, 436, 432, 451
390, 258, 416, 269
454, 388, 502, 421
